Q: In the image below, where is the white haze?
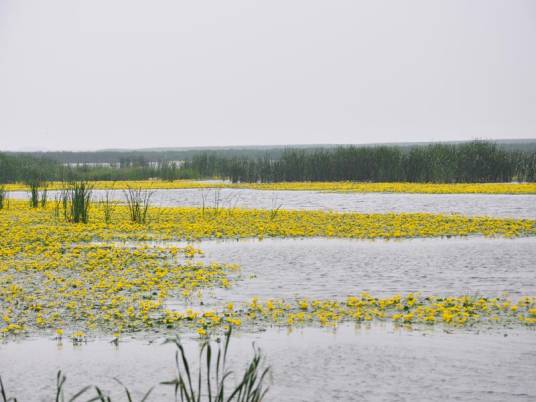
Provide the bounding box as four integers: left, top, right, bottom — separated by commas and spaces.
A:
0, 0, 535, 151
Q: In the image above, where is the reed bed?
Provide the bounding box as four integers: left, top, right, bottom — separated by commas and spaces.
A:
124, 187, 154, 224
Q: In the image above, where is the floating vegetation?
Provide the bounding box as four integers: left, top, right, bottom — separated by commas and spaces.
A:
1, 201, 536, 339
4, 181, 536, 194
0, 330, 270, 402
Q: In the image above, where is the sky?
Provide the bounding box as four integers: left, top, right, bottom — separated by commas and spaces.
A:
0, 0, 535, 151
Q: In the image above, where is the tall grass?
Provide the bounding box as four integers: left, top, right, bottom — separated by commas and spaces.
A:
162, 329, 270, 402
186, 141, 536, 183
101, 189, 115, 224
27, 180, 41, 208
61, 182, 93, 223
0, 330, 270, 402
40, 183, 48, 208
124, 187, 154, 224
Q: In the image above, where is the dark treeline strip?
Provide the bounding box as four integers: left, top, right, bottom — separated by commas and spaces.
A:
2, 141, 536, 184
8, 139, 536, 164
0, 153, 197, 183
184, 141, 536, 183
9, 146, 315, 164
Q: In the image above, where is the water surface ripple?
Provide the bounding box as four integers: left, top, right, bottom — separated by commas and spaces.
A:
9, 189, 536, 218
1, 325, 534, 402
167, 237, 536, 309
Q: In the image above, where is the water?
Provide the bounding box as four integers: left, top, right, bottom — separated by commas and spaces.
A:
170, 237, 536, 309
3, 190, 536, 401
1, 325, 534, 402
9, 188, 536, 218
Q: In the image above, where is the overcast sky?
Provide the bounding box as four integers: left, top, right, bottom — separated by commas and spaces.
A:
0, 0, 535, 151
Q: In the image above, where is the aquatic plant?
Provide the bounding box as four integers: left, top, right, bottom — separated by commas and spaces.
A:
0, 186, 7, 209
162, 328, 269, 402
101, 189, 115, 224
63, 181, 93, 223
185, 141, 536, 183
124, 187, 154, 224
40, 183, 48, 208
1, 200, 535, 338
27, 180, 41, 208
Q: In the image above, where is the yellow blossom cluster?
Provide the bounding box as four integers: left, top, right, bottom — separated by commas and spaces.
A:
236, 294, 536, 328
4, 180, 536, 194
2, 200, 535, 242
1, 201, 535, 339
152, 294, 536, 337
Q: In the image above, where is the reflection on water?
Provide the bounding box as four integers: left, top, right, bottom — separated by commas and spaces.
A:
9, 188, 536, 218
1, 324, 534, 402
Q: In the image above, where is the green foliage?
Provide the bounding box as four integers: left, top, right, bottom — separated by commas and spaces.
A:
27, 181, 43, 208
161, 329, 270, 402
63, 182, 93, 224
2, 140, 536, 184
101, 190, 115, 224
124, 187, 153, 224
0, 186, 7, 209
186, 141, 536, 183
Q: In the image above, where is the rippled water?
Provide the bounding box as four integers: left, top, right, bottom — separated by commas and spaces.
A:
1, 325, 534, 402
157, 237, 536, 310
4, 190, 536, 401
9, 188, 536, 218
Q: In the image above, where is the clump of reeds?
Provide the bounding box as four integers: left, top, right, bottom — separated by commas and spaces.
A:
269, 193, 282, 221
40, 183, 48, 208
26, 180, 42, 208
162, 328, 270, 402
0, 186, 7, 209
61, 182, 93, 223
0, 329, 270, 402
124, 187, 154, 224
101, 189, 115, 224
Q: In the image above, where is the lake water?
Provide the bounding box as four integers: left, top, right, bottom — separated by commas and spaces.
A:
160, 237, 536, 310
2, 190, 536, 401
1, 325, 534, 402
9, 188, 536, 218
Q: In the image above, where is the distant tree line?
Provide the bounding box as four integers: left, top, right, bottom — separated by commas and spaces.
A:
2, 141, 536, 184
9, 139, 536, 164
0, 153, 195, 183
184, 141, 536, 183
